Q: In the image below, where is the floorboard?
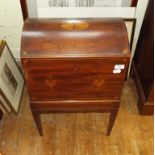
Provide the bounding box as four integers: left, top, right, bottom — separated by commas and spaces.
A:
0, 78, 153, 155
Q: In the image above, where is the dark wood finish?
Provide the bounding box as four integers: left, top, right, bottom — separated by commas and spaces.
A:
131, 0, 138, 6
20, 0, 28, 20
21, 18, 130, 136
107, 109, 118, 136
148, 85, 154, 102
130, 0, 154, 115
31, 108, 43, 136
30, 100, 119, 111
23, 58, 129, 101
0, 109, 3, 121
131, 62, 154, 115
21, 18, 130, 58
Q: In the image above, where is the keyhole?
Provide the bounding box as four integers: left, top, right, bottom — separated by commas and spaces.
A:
74, 67, 78, 71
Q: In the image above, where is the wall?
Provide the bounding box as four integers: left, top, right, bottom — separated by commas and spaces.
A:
0, 0, 23, 60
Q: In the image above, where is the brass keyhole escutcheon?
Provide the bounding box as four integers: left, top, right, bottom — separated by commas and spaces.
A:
74, 67, 78, 72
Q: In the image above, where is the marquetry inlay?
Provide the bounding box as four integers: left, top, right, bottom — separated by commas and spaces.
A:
45, 78, 56, 89
61, 22, 89, 31
94, 77, 105, 89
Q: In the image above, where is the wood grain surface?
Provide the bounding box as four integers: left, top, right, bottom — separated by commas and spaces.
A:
21, 18, 130, 136
23, 58, 129, 101
0, 78, 153, 155
21, 18, 130, 58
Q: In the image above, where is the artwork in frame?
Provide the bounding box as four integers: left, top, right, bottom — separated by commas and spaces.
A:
124, 18, 136, 49
0, 93, 12, 114
0, 40, 24, 114
36, 0, 134, 7
19, 0, 138, 19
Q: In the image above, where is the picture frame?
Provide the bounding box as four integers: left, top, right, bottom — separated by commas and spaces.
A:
0, 40, 24, 114
20, 0, 138, 19
19, 0, 136, 50
124, 18, 136, 49
0, 92, 12, 114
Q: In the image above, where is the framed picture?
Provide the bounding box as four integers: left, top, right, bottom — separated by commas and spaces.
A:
0, 40, 24, 114
124, 18, 136, 49
0, 93, 11, 114
20, 0, 138, 19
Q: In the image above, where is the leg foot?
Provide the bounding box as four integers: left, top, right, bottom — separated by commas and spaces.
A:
107, 109, 118, 136
31, 110, 43, 136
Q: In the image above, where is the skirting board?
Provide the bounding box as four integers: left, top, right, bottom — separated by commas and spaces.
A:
130, 61, 154, 115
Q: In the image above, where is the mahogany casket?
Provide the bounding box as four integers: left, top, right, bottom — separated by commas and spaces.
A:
21, 18, 130, 136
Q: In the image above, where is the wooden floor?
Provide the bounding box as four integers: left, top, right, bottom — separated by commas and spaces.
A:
0, 78, 154, 155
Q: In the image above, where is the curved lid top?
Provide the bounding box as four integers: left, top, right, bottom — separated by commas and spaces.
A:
21, 18, 130, 58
